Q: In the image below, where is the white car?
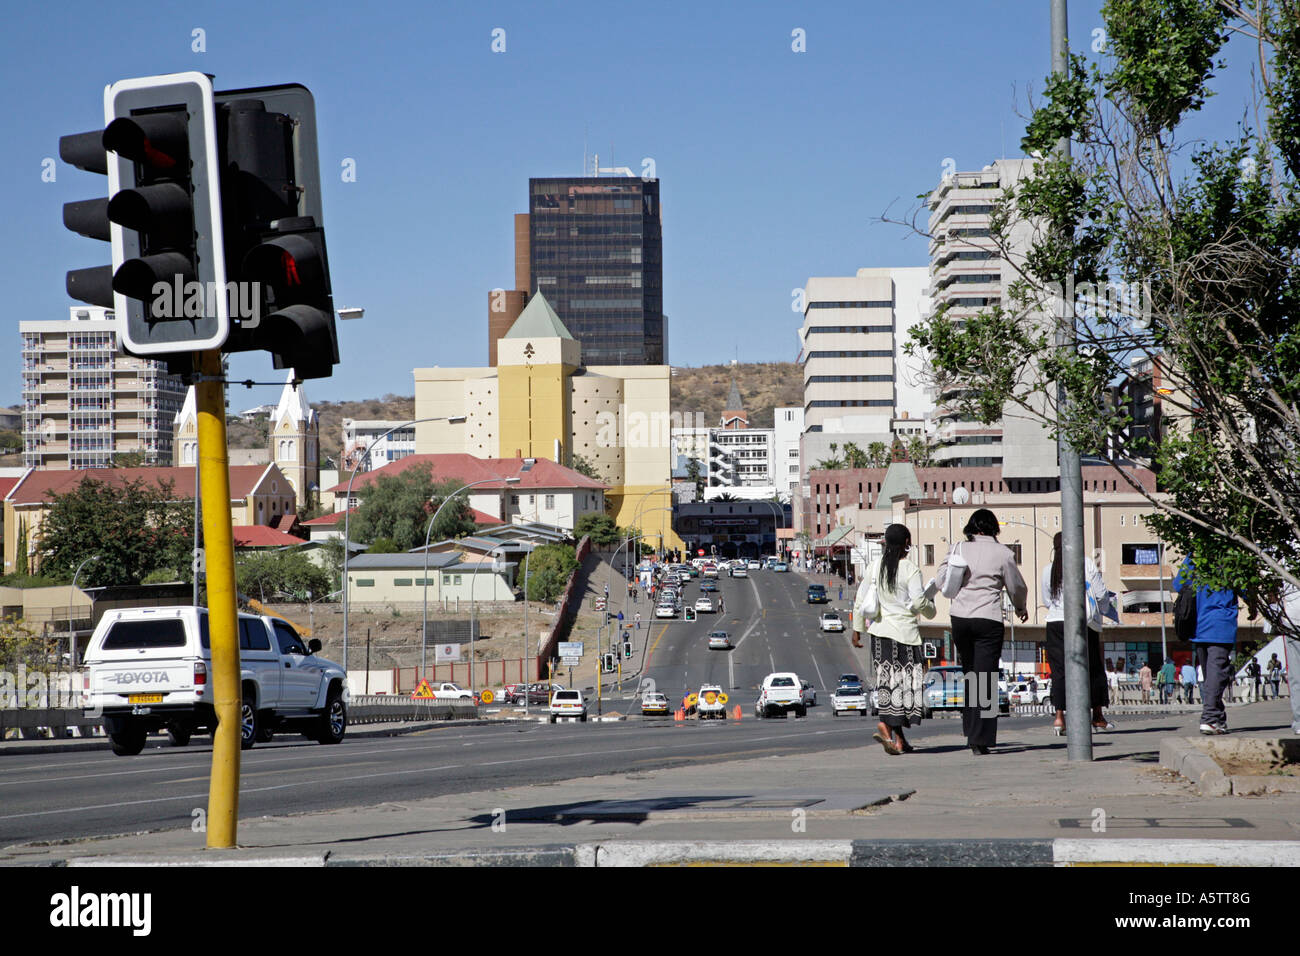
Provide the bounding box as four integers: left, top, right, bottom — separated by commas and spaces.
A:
694, 597, 714, 613
1009, 680, 1051, 705
819, 612, 845, 632
549, 688, 587, 722
696, 684, 728, 719
756, 672, 806, 718
641, 692, 670, 715
655, 603, 678, 619
800, 680, 818, 707
730, 565, 748, 578
831, 685, 868, 716
747, 560, 762, 570
707, 630, 732, 650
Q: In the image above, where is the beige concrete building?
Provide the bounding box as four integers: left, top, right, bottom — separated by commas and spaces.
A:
413, 294, 679, 549
21, 306, 187, 469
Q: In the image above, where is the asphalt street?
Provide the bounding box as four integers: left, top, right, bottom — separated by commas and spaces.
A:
0, 568, 891, 848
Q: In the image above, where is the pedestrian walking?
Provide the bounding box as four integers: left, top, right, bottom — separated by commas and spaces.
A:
935, 508, 1028, 755
1181, 662, 1197, 704
1267, 653, 1283, 700
1174, 557, 1256, 735
851, 523, 935, 756
1249, 658, 1262, 703
1159, 658, 1177, 704
1041, 532, 1113, 734
1140, 661, 1153, 704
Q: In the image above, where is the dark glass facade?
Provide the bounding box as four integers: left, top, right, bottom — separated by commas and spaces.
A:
528, 177, 664, 365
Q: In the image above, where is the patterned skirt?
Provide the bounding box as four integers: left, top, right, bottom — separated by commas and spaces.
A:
872, 635, 926, 727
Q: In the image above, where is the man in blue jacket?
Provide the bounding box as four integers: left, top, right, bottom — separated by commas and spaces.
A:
1173, 558, 1254, 735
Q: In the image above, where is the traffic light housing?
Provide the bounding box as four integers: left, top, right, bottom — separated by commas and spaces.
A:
602, 654, 615, 673
215, 86, 338, 380
61, 72, 229, 370
623, 641, 633, 659
684, 607, 695, 622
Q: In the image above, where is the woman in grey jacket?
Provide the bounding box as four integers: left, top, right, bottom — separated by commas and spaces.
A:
935, 509, 1028, 754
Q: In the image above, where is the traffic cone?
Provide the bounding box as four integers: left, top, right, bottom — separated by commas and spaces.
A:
732, 704, 742, 720
674, 708, 684, 722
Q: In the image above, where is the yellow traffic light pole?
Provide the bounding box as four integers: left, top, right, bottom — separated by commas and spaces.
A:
197, 350, 241, 849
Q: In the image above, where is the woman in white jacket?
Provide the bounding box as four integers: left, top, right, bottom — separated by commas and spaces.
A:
852, 523, 936, 755
1042, 532, 1113, 735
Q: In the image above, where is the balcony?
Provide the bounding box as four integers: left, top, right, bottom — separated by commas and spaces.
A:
1118, 564, 1175, 585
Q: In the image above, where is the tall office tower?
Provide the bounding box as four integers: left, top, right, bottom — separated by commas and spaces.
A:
512, 176, 664, 366
21, 306, 187, 469
925, 159, 1057, 478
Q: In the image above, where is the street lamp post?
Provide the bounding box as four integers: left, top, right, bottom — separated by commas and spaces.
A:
419, 475, 520, 678
71, 554, 100, 670
342, 416, 466, 672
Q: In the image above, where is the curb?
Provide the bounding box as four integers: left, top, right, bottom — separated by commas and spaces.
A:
50, 838, 1300, 867
1160, 736, 1230, 795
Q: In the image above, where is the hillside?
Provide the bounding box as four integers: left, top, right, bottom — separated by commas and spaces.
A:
220, 361, 802, 460
670, 362, 803, 429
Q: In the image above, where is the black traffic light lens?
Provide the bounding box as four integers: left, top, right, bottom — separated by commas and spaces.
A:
112, 253, 197, 303
104, 113, 189, 171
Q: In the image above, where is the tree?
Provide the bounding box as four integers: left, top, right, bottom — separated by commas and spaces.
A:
685, 458, 704, 501
842, 442, 869, 469
111, 451, 148, 468
570, 453, 601, 481
37, 477, 192, 586
906, 435, 935, 467
13, 518, 27, 577
905, 0, 1300, 626
574, 513, 621, 547
350, 466, 475, 552
867, 441, 889, 468
522, 542, 578, 603
236, 550, 332, 602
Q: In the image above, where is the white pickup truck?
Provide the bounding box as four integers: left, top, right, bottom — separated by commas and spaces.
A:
83, 605, 349, 756
423, 682, 475, 701
755, 672, 807, 719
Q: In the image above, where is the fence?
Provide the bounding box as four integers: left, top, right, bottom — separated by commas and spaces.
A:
390, 658, 534, 695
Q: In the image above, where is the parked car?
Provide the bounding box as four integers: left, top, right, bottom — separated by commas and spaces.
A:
1009, 680, 1051, 706
548, 688, 587, 723
819, 612, 845, 632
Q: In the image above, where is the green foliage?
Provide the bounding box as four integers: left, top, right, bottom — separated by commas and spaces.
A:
236, 550, 332, 602
13, 518, 27, 577
0, 619, 50, 673
574, 513, 621, 547
523, 543, 579, 603
367, 538, 400, 554
351, 466, 476, 552
111, 450, 148, 468
905, 0, 1300, 625
37, 477, 192, 587
0, 573, 62, 589
570, 453, 601, 481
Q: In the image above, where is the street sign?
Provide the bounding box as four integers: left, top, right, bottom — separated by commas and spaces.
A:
558, 641, 583, 658
435, 643, 461, 662
561, 657, 581, 667
411, 679, 435, 699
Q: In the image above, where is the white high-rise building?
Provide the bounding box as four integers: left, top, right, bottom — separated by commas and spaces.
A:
925, 159, 1057, 477
21, 306, 187, 469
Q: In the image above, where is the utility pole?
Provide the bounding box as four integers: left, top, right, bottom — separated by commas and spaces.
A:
1052, 0, 1093, 759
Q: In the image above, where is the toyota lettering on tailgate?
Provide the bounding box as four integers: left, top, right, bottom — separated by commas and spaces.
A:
109, 671, 171, 685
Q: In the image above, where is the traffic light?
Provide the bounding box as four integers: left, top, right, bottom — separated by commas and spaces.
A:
623, 641, 633, 659
684, 607, 695, 622
62, 73, 229, 370
602, 654, 615, 673
215, 85, 338, 380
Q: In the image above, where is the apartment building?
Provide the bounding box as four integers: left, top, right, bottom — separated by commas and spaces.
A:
924, 159, 1056, 476
21, 306, 186, 468
341, 419, 416, 473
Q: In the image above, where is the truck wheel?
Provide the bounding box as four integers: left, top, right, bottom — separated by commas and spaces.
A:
166, 722, 191, 747
580, 713, 587, 723
795, 706, 807, 718
314, 689, 346, 745
240, 696, 258, 751
110, 725, 147, 756
549, 715, 556, 724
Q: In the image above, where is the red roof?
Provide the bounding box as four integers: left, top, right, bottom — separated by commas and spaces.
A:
325, 454, 605, 495
0, 476, 20, 500
5, 465, 281, 506
232, 525, 307, 548
301, 508, 350, 527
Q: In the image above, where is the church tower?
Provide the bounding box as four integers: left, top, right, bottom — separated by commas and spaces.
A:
269, 372, 319, 509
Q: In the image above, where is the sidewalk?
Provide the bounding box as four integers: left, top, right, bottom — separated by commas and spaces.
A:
4, 699, 1297, 866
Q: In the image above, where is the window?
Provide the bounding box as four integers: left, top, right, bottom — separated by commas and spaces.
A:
545, 494, 555, 509
355, 579, 375, 587
395, 578, 413, 587
1122, 543, 1163, 565
1007, 544, 1023, 564
925, 544, 935, 566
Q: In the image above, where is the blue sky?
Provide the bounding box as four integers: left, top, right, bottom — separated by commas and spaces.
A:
1, 0, 1259, 405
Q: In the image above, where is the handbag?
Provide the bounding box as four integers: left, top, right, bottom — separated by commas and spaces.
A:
852, 560, 883, 631
938, 542, 968, 599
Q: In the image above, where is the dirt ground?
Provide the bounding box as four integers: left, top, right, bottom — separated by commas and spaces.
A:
258, 548, 636, 694
1211, 755, 1300, 777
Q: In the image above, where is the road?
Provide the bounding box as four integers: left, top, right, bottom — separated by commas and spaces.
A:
0, 567, 889, 848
